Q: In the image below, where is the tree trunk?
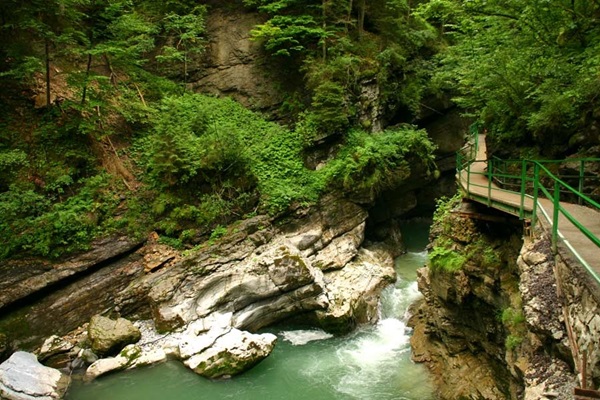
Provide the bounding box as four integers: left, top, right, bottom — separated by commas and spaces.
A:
358, 0, 365, 38
322, 0, 327, 61
347, 0, 353, 33
45, 38, 51, 107
183, 52, 188, 92
81, 53, 93, 105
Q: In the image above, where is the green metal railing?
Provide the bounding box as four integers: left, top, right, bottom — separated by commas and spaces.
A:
456, 134, 600, 283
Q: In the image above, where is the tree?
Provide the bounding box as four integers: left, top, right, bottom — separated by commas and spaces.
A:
0, 0, 87, 106
156, 6, 206, 88
421, 0, 600, 156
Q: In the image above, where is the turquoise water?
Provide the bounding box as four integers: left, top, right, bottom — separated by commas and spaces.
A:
66, 221, 433, 400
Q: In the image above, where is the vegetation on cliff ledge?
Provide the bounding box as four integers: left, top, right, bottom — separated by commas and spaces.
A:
2, 0, 599, 260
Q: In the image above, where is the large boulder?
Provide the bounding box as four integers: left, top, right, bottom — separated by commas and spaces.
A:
0, 351, 69, 400
85, 316, 276, 381
84, 344, 167, 381
88, 315, 141, 356
182, 328, 277, 379
145, 238, 328, 333
315, 247, 396, 334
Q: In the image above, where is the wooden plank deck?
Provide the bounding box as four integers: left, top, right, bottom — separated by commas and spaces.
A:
457, 134, 600, 275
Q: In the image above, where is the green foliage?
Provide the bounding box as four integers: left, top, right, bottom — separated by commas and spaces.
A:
502, 306, 526, 350
157, 235, 184, 249
505, 334, 523, 351
0, 174, 121, 258
156, 5, 207, 83
432, 193, 461, 228
249, 14, 326, 57
0, 0, 466, 262
501, 308, 525, 328
429, 237, 466, 272
429, 194, 505, 272
141, 95, 245, 187
208, 225, 228, 243
245, 0, 444, 136
323, 127, 436, 197
423, 0, 600, 156
136, 93, 323, 240
0, 149, 28, 189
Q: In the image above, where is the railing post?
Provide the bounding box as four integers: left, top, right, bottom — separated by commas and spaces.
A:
532, 163, 539, 228
467, 156, 471, 193
487, 158, 493, 206
457, 152, 461, 181
552, 179, 560, 254
520, 159, 526, 219
579, 160, 584, 205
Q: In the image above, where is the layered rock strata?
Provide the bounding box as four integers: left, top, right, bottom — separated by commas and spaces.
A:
2, 194, 396, 382
410, 211, 578, 399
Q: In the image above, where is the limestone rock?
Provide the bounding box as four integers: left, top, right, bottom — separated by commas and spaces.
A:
311, 223, 364, 271
0, 236, 143, 312
85, 344, 143, 380
143, 242, 178, 273
37, 335, 75, 369
0, 238, 146, 351
0, 351, 69, 400
88, 315, 141, 356
189, 8, 284, 113
183, 328, 277, 379
147, 240, 328, 333
77, 349, 98, 365
315, 247, 396, 334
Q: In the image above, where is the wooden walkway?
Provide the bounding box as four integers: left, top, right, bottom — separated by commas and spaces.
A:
457, 134, 600, 275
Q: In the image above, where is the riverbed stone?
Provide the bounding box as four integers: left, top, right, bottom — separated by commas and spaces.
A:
0, 351, 69, 400
183, 328, 277, 379
88, 315, 141, 356
85, 344, 142, 380
37, 335, 75, 369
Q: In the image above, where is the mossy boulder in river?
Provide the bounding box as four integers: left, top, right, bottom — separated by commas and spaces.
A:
183, 328, 277, 379
88, 315, 141, 356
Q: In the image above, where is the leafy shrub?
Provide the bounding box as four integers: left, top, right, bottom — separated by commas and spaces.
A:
0, 174, 121, 259
136, 93, 323, 239
432, 193, 461, 230
209, 225, 228, 242
505, 334, 523, 350
429, 237, 466, 272
323, 126, 436, 197
501, 307, 525, 328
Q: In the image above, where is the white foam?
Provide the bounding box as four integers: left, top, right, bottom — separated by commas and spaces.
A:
280, 329, 334, 345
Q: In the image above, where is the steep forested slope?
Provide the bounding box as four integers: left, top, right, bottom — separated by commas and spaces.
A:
0, 0, 440, 260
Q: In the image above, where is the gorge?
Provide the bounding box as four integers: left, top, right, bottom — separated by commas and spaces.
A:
1, 0, 600, 399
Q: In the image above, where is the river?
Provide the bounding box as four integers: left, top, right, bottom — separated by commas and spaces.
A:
66, 220, 434, 400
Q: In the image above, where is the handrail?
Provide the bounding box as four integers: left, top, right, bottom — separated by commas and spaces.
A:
456, 128, 600, 284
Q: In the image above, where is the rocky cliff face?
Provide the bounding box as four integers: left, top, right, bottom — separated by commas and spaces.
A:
187, 7, 287, 115
554, 236, 600, 389
409, 204, 577, 399
0, 194, 395, 358
117, 194, 395, 335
